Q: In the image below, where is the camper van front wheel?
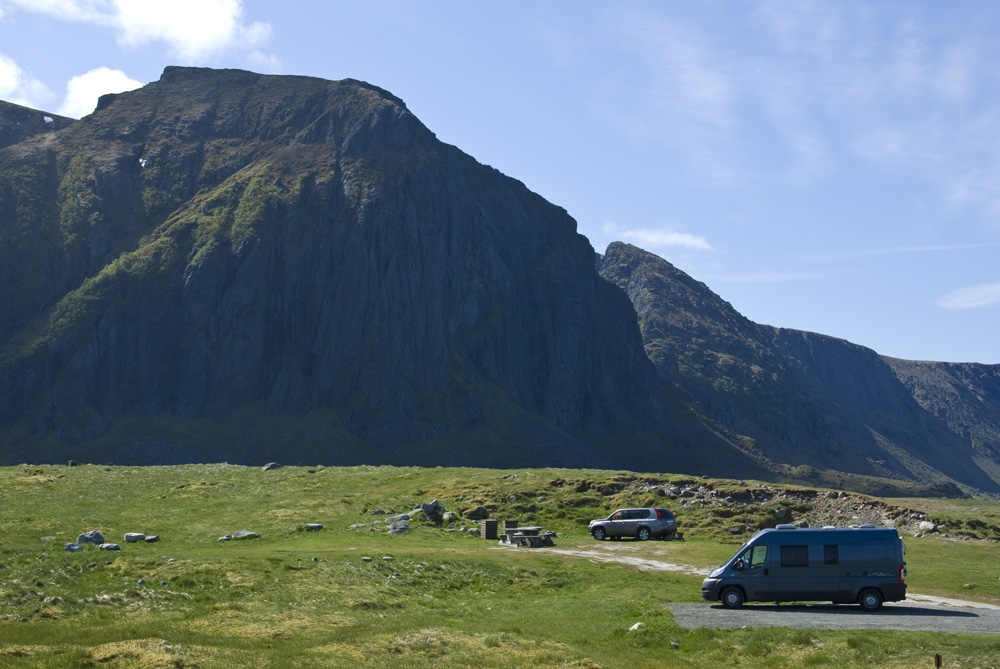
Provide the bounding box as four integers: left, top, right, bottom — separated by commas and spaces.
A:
859, 589, 883, 612
721, 587, 745, 609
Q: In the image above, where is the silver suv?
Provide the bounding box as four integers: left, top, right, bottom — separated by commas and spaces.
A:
589, 508, 677, 541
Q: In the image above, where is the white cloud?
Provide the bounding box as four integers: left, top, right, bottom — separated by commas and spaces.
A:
57, 67, 142, 118
0, 52, 52, 108
604, 223, 713, 251
3, 0, 272, 63
936, 283, 1000, 310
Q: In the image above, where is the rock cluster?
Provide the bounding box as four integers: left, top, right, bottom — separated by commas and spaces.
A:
351, 499, 476, 536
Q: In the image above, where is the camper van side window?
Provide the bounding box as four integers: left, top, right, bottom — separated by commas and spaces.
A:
824, 544, 839, 565
780, 544, 809, 567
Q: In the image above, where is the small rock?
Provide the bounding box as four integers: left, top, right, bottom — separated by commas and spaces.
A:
827, 491, 838, 499
370, 509, 386, 515
312, 557, 318, 562
383, 556, 393, 561
468, 528, 481, 536
628, 622, 645, 632
671, 642, 680, 649
838, 491, 847, 498
386, 513, 410, 523
98, 543, 121, 551
65, 543, 82, 552
168, 558, 176, 563
67, 460, 80, 467
144, 535, 160, 543
919, 521, 937, 532
261, 462, 281, 471
138, 579, 145, 585
775, 508, 788, 519
730, 526, 744, 534
161, 581, 167, 586
124, 533, 145, 543
362, 557, 373, 563
305, 523, 323, 531
795, 520, 809, 528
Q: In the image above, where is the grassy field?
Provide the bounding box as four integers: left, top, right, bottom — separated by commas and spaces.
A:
1, 464, 998, 667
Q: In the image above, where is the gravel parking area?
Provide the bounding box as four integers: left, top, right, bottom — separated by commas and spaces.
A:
665, 600, 1000, 634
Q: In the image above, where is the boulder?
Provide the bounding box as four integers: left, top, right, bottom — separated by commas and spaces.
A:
775, 508, 788, 519
386, 513, 410, 523
462, 507, 488, 521
124, 533, 145, 543
78, 530, 105, 544
231, 530, 260, 540
65, 543, 82, 552
919, 521, 937, 532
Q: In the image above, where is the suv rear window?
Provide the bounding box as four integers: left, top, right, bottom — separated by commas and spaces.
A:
656, 509, 675, 521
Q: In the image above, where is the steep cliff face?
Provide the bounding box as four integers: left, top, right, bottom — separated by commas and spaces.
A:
1, 67, 758, 474
886, 359, 1000, 483
598, 242, 1000, 493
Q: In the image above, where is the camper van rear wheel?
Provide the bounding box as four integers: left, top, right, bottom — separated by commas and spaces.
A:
858, 589, 883, 612
637, 527, 651, 541
721, 587, 745, 609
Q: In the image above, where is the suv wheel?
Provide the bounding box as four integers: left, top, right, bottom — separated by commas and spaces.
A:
591, 527, 606, 541
636, 527, 652, 541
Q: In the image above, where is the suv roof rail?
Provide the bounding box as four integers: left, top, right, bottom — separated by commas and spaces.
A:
775, 524, 796, 530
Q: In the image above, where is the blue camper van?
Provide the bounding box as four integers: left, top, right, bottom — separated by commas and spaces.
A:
701, 524, 906, 611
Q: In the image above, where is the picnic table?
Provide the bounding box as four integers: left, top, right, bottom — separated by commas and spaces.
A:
502, 526, 555, 548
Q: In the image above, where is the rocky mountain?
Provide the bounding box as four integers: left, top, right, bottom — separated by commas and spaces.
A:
0, 67, 761, 476
597, 242, 1000, 494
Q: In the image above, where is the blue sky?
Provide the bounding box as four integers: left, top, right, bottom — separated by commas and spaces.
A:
1, 1, 997, 364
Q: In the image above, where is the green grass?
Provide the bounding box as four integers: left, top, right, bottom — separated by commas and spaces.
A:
0, 464, 998, 667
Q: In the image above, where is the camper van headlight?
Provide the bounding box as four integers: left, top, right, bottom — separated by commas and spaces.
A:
709, 567, 725, 578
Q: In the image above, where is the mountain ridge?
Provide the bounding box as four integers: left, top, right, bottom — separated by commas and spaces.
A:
597, 242, 1000, 494
0, 67, 760, 478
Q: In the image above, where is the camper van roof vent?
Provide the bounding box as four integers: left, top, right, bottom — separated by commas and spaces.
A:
822, 525, 837, 530
775, 524, 796, 530
858, 523, 877, 528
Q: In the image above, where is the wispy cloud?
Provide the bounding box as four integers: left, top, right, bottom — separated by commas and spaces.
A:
567, 3, 1000, 225
936, 283, 1000, 309
603, 223, 713, 251
806, 243, 997, 262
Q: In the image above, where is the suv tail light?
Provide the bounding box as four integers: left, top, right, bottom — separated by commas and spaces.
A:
655, 509, 663, 521
899, 563, 907, 583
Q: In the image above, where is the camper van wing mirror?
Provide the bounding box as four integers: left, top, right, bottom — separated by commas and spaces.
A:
733, 561, 745, 571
